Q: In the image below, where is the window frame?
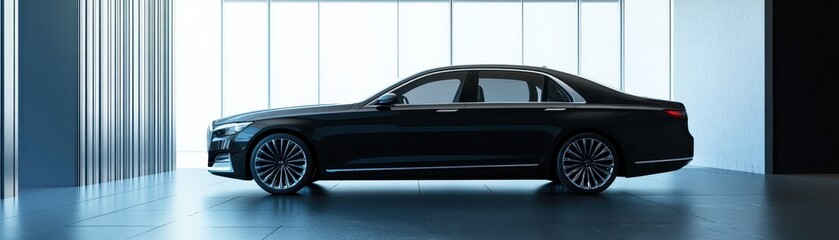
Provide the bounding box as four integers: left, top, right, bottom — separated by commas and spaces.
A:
463, 70, 576, 104
364, 68, 586, 108
392, 75, 466, 105
471, 71, 545, 103
367, 70, 471, 108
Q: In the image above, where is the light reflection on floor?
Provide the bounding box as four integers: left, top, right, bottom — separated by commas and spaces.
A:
2, 167, 839, 239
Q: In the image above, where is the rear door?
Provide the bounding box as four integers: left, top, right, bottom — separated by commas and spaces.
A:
459, 70, 577, 166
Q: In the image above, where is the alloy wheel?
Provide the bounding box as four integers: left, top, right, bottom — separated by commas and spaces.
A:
560, 138, 615, 190
253, 138, 308, 190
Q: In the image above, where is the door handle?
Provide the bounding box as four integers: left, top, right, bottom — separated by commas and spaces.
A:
544, 108, 567, 112
436, 109, 458, 113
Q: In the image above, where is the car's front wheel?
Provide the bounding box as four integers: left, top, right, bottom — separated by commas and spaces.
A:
250, 133, 314, 195
556, 133, 618, 194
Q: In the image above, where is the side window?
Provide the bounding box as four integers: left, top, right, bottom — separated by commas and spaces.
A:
478, 78, 533, 102
477, 71, 542, 103
545, 78, 572, 102
392, 71, 466, 105
476, 71, 571, 103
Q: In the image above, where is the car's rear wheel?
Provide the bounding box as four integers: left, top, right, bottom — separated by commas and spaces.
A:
556, 133, 618, 194
250, 133, 314, 195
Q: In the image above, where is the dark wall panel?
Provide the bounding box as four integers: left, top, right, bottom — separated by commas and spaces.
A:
19, 0, 80, 187
18, 0, 173, 187
769, 0, 839, 173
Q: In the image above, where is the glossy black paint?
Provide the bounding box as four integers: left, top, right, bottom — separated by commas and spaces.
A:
208, 65, 693, 181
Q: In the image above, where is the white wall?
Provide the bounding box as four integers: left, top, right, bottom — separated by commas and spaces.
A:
673, 0, 765, 173
174, 0, 674, 168
174, 0, 221, 168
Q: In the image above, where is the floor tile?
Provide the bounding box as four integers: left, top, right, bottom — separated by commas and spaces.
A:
25, 226, 152, 240
597, 222, 765, 240
132, 226, 278, 240
2, 168, 838, 239
70, 210, 189, 227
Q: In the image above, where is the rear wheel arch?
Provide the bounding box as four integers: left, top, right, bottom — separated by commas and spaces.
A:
548, 128, 627, 180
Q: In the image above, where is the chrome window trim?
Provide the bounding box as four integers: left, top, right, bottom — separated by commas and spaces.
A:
634, 157, 693, 164
364, 68, 587, 108
325, 163, 539, 173
363, 69, 468, 107
576, 104, 665, 111
383, 103, 463, 110
461, 102, 579, 110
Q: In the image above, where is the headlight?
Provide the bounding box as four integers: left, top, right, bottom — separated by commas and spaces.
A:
210, 122, 253, 138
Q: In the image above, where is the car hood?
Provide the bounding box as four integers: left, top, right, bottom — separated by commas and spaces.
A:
212, 104, 355, 125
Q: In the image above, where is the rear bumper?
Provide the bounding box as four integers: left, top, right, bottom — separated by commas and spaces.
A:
619, 121, 694, 177
625, 157, 692, 177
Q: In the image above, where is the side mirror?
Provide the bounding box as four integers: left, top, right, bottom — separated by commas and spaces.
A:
376, 93, 398, 106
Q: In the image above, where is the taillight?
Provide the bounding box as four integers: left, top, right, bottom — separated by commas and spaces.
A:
664, 109, 687, 119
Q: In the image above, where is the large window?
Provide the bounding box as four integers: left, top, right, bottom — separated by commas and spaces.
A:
175, 0, 221, 168
222, 0, 269, 116
523, 0, 578, 74
270, 0, 319, 108
398, 0, 451, 78
580, 0, 621, 89
624, 0, 670, 99
320, 0, 398, 104
452, 0, 522, 65
175, 0, 673, 168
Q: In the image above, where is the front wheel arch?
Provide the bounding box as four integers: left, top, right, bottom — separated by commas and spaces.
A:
245, 128, 320, 180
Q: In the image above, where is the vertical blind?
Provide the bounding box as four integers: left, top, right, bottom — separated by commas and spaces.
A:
1, 0, 17, 198
78, 0, 173, 185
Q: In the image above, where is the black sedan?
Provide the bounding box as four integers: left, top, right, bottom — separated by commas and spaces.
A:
207, 65, 693, 194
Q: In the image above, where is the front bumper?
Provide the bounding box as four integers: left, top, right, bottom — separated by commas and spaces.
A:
207, 126, 257, 180
208, 153, 233, 173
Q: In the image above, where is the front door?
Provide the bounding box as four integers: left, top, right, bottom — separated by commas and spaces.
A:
346, 71, 470, 170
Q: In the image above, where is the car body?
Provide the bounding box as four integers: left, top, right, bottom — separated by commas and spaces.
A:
207, 65, 693, 194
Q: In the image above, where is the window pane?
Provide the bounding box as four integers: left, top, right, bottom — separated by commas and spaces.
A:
320, 0, 398, 104
546, 80, 572, 102
270, 0, 319, 107
222, 0, 269, 115
479, 79, 531, 102
452, 0, 522, 65
175, 0, 221, 167
402, 79, 461, 104
477, 71, 544, 102
625, 0, 670, 100
580, 0, 620, 89
399, 0, 451, 79
524, 0, 578, 74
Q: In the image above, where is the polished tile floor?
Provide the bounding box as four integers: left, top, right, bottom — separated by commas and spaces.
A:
2, 167, 839, 239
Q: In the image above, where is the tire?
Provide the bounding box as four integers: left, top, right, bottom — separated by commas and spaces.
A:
250, 133, 315, 195
309, 169, 320, 184
555, 133, 619, 194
